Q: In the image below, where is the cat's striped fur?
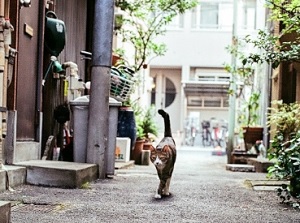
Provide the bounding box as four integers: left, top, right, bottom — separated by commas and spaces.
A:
150, 109, 176, 199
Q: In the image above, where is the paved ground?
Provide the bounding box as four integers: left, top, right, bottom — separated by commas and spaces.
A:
1, 145, 300, 223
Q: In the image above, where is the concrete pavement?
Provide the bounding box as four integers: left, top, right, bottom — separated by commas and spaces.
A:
0, 145, 300, 222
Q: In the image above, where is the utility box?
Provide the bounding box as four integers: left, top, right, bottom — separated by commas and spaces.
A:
69, 96, 121, 176
115, 137, 131, 162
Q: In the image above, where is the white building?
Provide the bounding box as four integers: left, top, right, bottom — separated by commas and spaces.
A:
147, 0, 266, 144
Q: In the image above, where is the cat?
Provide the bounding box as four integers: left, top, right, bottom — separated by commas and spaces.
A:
149, 109, 176, 199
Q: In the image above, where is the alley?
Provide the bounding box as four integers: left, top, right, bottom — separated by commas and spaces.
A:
1, 146, 300, 223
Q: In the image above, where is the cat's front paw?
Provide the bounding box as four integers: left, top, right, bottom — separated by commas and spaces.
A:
154, 194, 162, 199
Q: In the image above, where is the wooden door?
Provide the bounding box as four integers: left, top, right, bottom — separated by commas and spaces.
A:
16, 1, 40, 140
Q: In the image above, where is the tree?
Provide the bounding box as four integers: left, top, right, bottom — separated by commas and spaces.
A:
242, 0, 300, 69
242, 0, 300, 207
114, 0, 198, 73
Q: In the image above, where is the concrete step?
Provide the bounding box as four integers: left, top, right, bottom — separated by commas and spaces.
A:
0, 201, 11, 223
245, 179, 290, 191
247, 157, 274, 173
115, 160, 135, 169
226, 164, 255, 172
0, 160, 134, 191
0, 165, 26, 192
15, 160, 98, 188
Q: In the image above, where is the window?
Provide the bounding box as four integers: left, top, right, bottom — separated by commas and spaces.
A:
151, 78, 156, 105
239, 0, 256, 30
204, 98, 221, 107
191, 0, 256, 30
192, 2, 232, 30
150, 77, 176, 107
200, 3, 219, 29
165, 78, 176, 108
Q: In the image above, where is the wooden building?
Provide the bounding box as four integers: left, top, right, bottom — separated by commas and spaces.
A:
5, 0, 95, 164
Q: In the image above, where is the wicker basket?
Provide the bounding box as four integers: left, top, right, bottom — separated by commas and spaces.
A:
110, 67, 134, 102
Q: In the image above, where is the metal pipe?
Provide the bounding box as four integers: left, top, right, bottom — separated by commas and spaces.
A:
227, 0, 238, 164
0, 0, 4, 17
0, 0, 5, 167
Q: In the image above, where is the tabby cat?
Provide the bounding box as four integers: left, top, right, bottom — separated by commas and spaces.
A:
150, 109, 176, 199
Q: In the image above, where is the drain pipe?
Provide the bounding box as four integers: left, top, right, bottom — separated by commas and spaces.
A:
0, 0, 15, 192
3, 3, 13, 152
0, 0, 5, 168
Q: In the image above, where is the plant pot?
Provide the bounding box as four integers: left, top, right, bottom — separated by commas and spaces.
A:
242, 126, 263, 150
133, 139, 145, 164
117, 108, 137, 159
112, 54, 122, 66
143, 142, 153, 150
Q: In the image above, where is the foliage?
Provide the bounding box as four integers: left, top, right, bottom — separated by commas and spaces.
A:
140, 106, 158, 141
224, 39, 261, 127
224, 40, 255, 95
267, 101, 300, 206
267, 131, 300, 204
234, 0, 300, 208
238, 92, 261, 128
114, 0, 198, 73
133, 103, 158, 141
238, 91, 260, 127
267, 100, 300, 141
242, 0, 300, 69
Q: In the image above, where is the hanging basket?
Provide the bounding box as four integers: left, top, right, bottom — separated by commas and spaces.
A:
110, 66, 135, 102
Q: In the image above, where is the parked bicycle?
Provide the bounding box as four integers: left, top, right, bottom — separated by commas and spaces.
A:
211, 124, 228, 148
201, 121, 212, 147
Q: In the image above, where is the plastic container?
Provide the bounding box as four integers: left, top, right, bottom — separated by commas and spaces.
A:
69, 96, 121, 175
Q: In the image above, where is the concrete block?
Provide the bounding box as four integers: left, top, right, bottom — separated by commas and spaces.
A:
15, 142, 40, 163
226, 164, 255, 172
0, 166, 26, 192
141, 150, 150, 165
0, 201, 11, 223
0, 170, 6, 192
15, 160, 98, 188
247, 158, 274, 173
115, 137, 131, 162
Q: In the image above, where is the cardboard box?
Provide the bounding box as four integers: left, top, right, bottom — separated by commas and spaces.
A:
115, 137, 131, 162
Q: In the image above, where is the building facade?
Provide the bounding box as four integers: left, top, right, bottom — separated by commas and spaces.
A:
148, 0, 266, 145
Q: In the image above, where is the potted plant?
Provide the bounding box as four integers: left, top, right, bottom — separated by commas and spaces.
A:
132, 105, 158, 164
139, 106, 158, 150
267, 100, 300, 201
240, 92, 264, 151
225, 42, 264, 152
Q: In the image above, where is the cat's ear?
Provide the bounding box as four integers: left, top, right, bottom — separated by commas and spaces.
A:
162, 145, 169, 152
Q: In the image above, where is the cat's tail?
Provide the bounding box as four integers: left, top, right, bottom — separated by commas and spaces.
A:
158, 109, 172, 137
